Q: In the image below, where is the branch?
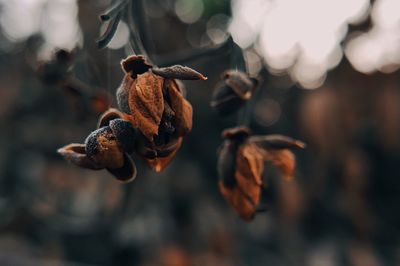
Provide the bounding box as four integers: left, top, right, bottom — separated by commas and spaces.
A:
99, 0, 129, 21
97, 10, 123, 49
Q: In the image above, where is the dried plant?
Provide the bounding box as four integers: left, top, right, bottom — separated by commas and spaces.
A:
58, 55, 206, 180
217, 127, 305, 220
55, 0, 306, 221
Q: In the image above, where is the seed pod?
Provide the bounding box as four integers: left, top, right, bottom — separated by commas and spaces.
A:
57, 134, 137, 182
109, 119, 137, 154
218, 133, 264, 221
217, 126, 305, 221
211, 71, 258, 116
85, 126, 125, 169
116, 55, 204, 172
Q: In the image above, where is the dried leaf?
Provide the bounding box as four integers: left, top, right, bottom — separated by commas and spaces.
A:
234, 143, 264, 208
239, 143, 264, 186
265, 149, 296, 181
107, 153, 137, 182
152, 65, 207, 80
120, 55, 152, 78
166, 79, 193, 135
249, 135, 306, 150
57, 143, 102, 170
248, 135, 304, 181
217, 132, 264, 221
219, 181, 256, 221
127, 72, 164, 141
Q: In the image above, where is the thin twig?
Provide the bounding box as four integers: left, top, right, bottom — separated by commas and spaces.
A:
99, 0, 129, 21
133, 0, 157, 56
127, 0, 152, 62
97, 11, 123, 49
231, 42, 252, 126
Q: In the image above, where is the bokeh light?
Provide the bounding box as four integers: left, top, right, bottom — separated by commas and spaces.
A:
345, 0, 400, 74
175, 0, 204, 24
229, 0, 370, 88
0, 0, 81, 57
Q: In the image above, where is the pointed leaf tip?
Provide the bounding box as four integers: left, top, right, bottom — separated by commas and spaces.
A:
152, 65, 207, 80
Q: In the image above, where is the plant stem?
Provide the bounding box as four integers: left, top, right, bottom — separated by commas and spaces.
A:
99, 0, 129, 21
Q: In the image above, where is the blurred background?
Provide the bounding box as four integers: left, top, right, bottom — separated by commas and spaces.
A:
0, 0, 399, 265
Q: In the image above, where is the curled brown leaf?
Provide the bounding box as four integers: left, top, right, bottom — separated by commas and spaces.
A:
57, 143, 102, 170
127, 72, 164, 141
152, 65, 207, 80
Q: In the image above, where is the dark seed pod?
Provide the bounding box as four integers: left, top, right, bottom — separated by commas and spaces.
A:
211, 71, 258, 116
85, 126, 124, 169
109, 119, 137, 154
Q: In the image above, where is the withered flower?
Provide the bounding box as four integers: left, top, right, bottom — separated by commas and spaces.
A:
58, 109, 137, 182
217, 126, 305, 221
116, 55, 206, 172
210, 70, 258, 116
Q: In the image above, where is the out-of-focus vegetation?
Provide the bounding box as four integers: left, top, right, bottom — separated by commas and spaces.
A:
0, 0, 399, 265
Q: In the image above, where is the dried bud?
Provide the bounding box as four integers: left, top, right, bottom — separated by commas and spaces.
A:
217, 126, 305, 221
58, 111, 138, 183
116, 55, 205, 172
211, 70, 258, 116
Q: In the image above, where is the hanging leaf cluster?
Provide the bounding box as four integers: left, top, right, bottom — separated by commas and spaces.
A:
58, 55, 206, 181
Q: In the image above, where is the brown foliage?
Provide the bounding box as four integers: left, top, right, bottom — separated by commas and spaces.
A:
217, 126, 305, 220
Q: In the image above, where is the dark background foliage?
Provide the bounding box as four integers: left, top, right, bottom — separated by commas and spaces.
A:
0, 0, 399, 265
